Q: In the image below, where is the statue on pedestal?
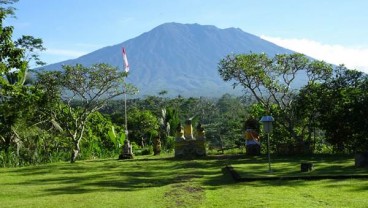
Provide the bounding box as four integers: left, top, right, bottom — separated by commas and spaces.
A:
175, 123, 185, 142
184, 119, 194, 140
119, 139, 133, 159
196, 122, 205, 140
174, 118, 207, 158
153, 137, 161, 155
244, 118, 261, 155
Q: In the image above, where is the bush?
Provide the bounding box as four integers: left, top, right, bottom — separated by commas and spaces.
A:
164, 136, 175, 151
141, 146, 153, 155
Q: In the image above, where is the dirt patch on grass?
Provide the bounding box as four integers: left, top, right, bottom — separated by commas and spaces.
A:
164, 175, 205, 207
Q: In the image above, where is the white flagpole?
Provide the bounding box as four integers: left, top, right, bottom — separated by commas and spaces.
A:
119, 47, 133, 159
124, 81, 128, 141
122, 48, 130, 141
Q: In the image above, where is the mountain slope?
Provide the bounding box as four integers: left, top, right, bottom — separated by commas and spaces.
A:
41, 22, 294, 97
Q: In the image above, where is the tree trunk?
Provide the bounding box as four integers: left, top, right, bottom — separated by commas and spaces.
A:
70, 140, 80, 163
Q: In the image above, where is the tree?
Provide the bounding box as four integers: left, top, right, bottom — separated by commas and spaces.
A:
40, 63, 137, 163
212, 94, 247, 147
0, 4, 47, 166
15, 35, 46, 68
84, 111, 118, 158
127, 108, 159, 146
0, 0, 18, 16
309, 66, 368, 152
218, 53, 333, 145
0, 11, 27, 85
292, 83, 324, 151
158, 108, 170, 148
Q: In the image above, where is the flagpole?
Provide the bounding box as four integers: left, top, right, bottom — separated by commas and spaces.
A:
119, 47, 132, 159
122, 47, 130, 141
124, 80, 128, 141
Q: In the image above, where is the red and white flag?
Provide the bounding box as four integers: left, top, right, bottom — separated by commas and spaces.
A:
122, 47, 130, 73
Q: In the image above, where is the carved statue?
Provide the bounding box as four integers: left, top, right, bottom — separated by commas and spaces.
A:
196, 122, 205, 140
244, 117, 261, 155
123, 140, 133, 155
153, 137, 161, 155
175, 123, 185, 142
119, 139, 133, 159
184, 119, 194, 140
174, 117, 206, 158
245, 128, 260, 145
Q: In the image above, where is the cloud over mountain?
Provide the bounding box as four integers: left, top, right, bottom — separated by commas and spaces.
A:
261, 35, 368, 74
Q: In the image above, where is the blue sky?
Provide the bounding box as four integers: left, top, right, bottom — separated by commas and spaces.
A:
6, 0, 368, 72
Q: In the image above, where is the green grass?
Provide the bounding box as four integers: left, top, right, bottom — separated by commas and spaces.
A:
232, 154, 368, 178
0, 153, 367, 208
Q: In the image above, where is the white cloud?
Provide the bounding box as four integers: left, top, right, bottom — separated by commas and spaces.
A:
260, 35, 368, 74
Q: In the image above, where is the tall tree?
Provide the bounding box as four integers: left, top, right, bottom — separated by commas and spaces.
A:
0, 4, 46, 166
218, 53, 333, 144
310, 66, 368, 152
213, 94, 247, 147
41, 63, 137, 163
127, 108, 159, 146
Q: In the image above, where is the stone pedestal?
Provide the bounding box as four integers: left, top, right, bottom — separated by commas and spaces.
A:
301, 162, 313, 172
174, 121, 206, 158
118, 140, 133, 160
175, 140, 206, 158
246, 144, 261, 156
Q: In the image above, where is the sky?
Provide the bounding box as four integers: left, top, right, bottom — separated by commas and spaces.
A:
5, 0, 368, 73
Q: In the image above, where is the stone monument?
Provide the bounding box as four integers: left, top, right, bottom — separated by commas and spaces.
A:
174, 119, 206, 158
184, 119, 194, 140
175, 123, 185, 142
153, 137, 161, 155
119, 139, 133, 159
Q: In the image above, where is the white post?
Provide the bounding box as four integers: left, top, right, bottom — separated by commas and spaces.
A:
124, 83, 128, 141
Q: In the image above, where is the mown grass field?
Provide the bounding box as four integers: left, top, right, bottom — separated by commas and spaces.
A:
1, 153, 367, 208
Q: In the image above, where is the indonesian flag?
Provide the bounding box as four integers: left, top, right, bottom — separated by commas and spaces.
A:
122, 47, 130, 73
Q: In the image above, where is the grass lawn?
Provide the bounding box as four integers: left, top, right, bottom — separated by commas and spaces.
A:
0, 153, 367, 208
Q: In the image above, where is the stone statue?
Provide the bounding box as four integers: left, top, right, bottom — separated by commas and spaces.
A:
245, 128, 260, 145
184, 119, 194, 140
175, 123, 185, 142
196, 122, 205, 140
124, 140, 133, 154
119, 139, 133, 159
174, 116, 206, 158
153, 137, 161, 155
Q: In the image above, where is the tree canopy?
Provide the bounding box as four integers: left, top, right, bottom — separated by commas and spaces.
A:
218, 53, 333, 146
37, 63, 137, 162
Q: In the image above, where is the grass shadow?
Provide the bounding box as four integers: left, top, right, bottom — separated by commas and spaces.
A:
2, 153, 368, 197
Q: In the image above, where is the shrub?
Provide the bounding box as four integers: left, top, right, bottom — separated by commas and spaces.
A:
141, 146, 153, 155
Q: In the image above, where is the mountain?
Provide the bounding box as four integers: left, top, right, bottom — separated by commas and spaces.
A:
41, 22, 294, 97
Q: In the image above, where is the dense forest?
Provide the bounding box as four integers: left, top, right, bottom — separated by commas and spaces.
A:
1, 1, 368, 167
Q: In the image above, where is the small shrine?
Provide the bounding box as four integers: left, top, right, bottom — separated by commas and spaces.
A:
174, 118, 206, 158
